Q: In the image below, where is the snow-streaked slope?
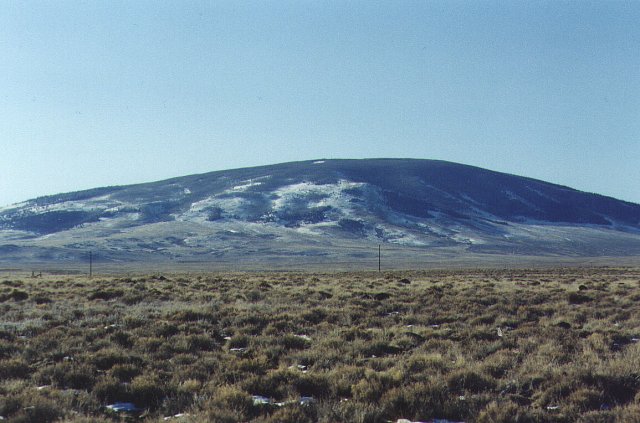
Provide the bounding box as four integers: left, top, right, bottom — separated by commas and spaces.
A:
1, 158, 640, 264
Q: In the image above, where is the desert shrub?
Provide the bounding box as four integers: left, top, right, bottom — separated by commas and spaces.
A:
405, 353, 448, 374
568, 292, 593, 304
264, 317, 296, 335
203, 408, 245, 423
328, 365, 365, 397
477, 400, 537, 423
281, 334, 311, 350
162, 389, 196, 417
90, 349, 142, 370
171, 353, 199, 367
227, 355, 270, 376
59, 418, 112, 423
587, 413, 619, 423
379, 386, 414, 419
88, 289, 124, 301
534, 377, 575, 407
110, 363, 141, 382
32, 293, 53, 304
583, 374, 639, 405
173, 361, 218, 383
242, 368, 300, 399
0, 289, 29, 302
204, 385, 253, 418
0, 329, 15, 341
60, 365, 96, 390
470, 328, 499, 342
569, 388, 604, 412
245, 289, 263, 302
178, 379, 202, 395
302, 308, 327, 324
1, 268, 639, 421
130, 374, 167, 409
111, 331, 134, 348
228, 334, 250, 349
137, 336, 165, 353
185, 334, 217, 352
0, 395, 23, 417
264, 405, 316, 423
170, 308, 216, 323
472, 313, 496, 325
481, 351, 516, 378
381, 380, 451, 420
0, 358, 30, 379
394, 332, 425, 351
234, 314, 270, 335
13, 289, 29, 301
613, 404, 640, 423
292, 372, 331, 398
122, 293, 145, 305
4, 395, 61, 423
264, 344, 286, 363
92, 377, 130, 403
327, 400, 384, 423
122, 314, 147, 328
361, 340, 403, 357
47, 388, 101, 416
352, 370, 402, 402
446, 369, 497, 393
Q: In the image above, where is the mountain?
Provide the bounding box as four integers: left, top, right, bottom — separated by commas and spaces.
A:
1, 159, 640, 268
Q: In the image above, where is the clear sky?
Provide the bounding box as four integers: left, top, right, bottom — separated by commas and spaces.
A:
1, 1, 639, 207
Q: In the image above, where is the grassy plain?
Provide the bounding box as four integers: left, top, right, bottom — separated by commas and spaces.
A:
1, 267, 640, 422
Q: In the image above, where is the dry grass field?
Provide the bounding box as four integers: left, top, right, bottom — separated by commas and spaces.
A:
1, 267, 640, 422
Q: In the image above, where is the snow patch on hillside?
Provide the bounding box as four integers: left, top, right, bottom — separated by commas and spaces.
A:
178, 195, 252, 222
0, 201, 29, 213
6, 195, 124, 217
272, 180, 364, 211
525, 185, 559, 202
452, 234, 484, 244
230, 180, 263, 192
503, 190, 538, 210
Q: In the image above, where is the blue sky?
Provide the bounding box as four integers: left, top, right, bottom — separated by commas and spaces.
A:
1, 1, 639, 207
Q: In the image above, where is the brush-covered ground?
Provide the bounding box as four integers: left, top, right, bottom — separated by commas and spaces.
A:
1, 267, 640, 423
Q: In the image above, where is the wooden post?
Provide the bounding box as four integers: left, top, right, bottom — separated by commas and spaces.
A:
378, 244, 381, 272
89, 251, 93, 278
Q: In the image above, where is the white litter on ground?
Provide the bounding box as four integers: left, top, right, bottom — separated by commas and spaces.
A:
252, 395, 272, 406
105, 402, 140, 413
163, 413, 190, 420
252, 395, 316, 407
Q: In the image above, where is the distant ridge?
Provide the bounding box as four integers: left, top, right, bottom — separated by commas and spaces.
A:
1, 158, 639, 267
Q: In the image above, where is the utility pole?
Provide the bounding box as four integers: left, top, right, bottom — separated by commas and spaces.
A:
378, 244, 381, 272
89, 251, 93, 278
